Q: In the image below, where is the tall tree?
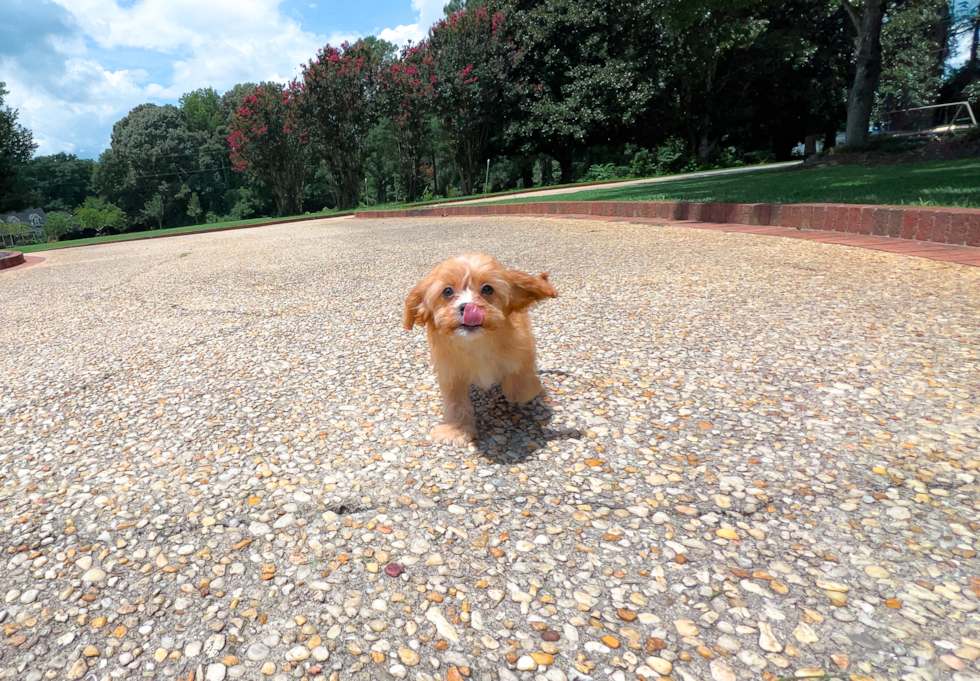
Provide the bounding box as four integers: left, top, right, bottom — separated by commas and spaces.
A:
427, 8, 521, 194
842, 0, 888, 147
500, 0, 661, 180
382, 42, 438, 202
228, 82, 307, 216
22, 153, 95, 212
300, 40, 388, 209
180, 88, 223, 135
0, 82, 38, 212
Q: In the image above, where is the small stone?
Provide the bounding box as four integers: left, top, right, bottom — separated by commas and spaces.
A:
601, 635, 620, 649
886, 506, 911, 520
542, 631, 560, 642
389, 664, 408, 679
831, 654, 849, 668
81, 568, 106, 582
531, 653, 554, 666
617, 608, 637, 622
206, 663, 227, 681
793, 623, 819, 644
447, 505, 466, 514
716, 528, 740, 541
19, 589, 39, 604
67, 659, 88, 680
516, 656, 537, 671
83, 646, 100, 658
260, 662, 275, 675
675, 620, 698, 637
941, 654, 966, 670
246, 643, 270, 661
285, 646, 309, 661
864, 565, 890, 579
646, 657, 672, 675
710, 660, 736, 681
385, 563, 404, 577
827, 591, 847, 607
397, 647, 420, 666
759, 622, 782, 652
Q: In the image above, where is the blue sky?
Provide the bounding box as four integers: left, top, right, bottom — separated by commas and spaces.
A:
1, 0, 449, 159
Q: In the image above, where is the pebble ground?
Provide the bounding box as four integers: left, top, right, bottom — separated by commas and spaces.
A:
1, 216, 979, 681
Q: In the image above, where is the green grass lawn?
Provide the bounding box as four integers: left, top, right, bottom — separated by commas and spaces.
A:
14, 211, 347, 253
496, 158, 980, 208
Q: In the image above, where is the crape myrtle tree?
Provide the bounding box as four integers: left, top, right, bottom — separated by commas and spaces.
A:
382, 42, 438, 202
427, 7, 522, 195
228, 82, 307, 217
299, 40, 389, 210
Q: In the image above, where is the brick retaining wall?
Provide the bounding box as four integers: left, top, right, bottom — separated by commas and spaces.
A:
0, 251, 26, 270
356, 201, 980, 247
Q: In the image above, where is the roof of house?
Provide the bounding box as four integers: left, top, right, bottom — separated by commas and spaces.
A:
3, 209, 47, 227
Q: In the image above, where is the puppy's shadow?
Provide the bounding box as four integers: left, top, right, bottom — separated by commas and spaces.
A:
469, 379, 580, 464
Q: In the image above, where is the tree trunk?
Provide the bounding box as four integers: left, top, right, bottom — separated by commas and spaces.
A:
554, 149, 574, 185
843, 0, 886, 149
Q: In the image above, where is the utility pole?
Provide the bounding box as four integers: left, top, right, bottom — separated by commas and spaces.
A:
484, 159, 490, 197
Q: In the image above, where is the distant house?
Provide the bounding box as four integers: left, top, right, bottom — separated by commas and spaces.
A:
1, 208, 47, 246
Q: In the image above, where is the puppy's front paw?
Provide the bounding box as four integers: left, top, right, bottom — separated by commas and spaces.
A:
430, 423, 476, 447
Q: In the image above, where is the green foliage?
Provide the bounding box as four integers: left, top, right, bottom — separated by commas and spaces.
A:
427, 7, 521, 195
23, 153, 95, 212
42, 211, 79, 240
228, 82, 306, 216
180, 88, 223, 135
876, 0, 950, 116
582, 163, 628, 182
0, 81, 39, 212
300, 41, 389, 210
186, 192, 202, 223
141, 194, 165, 229
75, 196, 127, 232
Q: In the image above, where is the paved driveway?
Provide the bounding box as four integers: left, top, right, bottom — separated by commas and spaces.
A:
1, 216, 978, 681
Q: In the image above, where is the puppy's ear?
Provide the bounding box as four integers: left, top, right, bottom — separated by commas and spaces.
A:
404, 278, 432, 330
507, 270, 558, 312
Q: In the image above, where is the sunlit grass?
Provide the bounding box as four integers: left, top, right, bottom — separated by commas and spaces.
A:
493, 159, 980, 208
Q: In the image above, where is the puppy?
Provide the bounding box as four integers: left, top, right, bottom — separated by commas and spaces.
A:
404, 253, 558, 446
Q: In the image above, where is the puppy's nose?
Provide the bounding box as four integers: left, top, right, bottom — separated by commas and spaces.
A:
458, 303, 467, 315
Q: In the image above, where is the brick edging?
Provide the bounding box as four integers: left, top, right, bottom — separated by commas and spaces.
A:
0, 251, 26, 270
355, 201, 980, 247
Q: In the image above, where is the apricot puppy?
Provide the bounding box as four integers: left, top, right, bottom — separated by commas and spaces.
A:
404, 253, 558, 446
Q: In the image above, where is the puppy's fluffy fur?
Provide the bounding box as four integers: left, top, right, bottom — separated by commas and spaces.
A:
404, 253, 558, 446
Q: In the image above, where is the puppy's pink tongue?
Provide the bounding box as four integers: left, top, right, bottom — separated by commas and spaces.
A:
462, 303, 484, 326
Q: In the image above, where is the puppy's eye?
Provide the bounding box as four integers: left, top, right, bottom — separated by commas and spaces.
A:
442, 287, 454, 298
481, 284, 494, 296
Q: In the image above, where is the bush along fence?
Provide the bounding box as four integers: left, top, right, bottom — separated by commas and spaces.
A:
356, 201, 980, 247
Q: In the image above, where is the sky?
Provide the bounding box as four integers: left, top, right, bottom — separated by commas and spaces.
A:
0, 0, 450, 159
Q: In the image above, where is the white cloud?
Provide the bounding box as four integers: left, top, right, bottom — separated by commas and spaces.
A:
3, 0, 449, 157
379, 0, 448, 45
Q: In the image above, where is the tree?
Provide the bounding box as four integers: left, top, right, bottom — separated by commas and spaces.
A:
141, 194, 165, 229
23, 153, 96, 212
0, 82, 38, 212
300, 40, 388, 209
876, 0, 950, 121
228, 82, 307, 216
180, 88, 223, 135
186, 192, 202, 223
43, 211, 79, 241
382, 42, 438, 202
75, 196, 127, 232
500, 0, 661, 180
427, 8, 521, 194
842, 0, 888, 147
